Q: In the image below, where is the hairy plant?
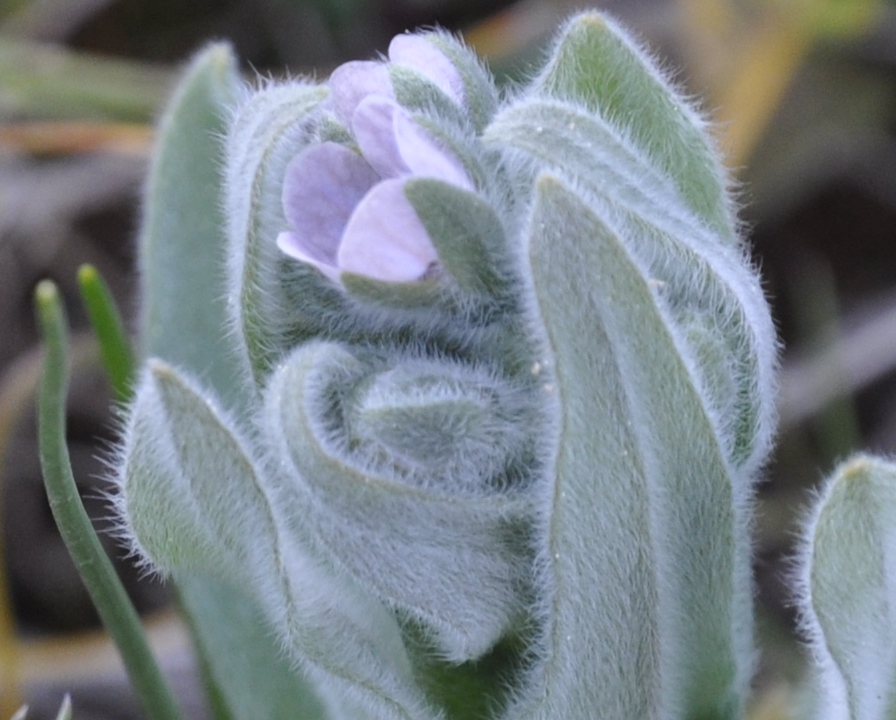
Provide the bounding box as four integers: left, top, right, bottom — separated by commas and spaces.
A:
42, 12, 795, 720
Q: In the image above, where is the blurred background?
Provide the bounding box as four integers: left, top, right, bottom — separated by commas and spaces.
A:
1, 0, 895, 717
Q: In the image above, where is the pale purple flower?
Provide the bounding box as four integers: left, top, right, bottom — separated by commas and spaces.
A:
328, 34, 465, 127
276, 36, 473, 283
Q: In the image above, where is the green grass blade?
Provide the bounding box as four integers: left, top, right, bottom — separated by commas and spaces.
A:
34, 280, 186, 720
77, 264, 135, 403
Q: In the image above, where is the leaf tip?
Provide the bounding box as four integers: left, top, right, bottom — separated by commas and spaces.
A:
188, 40, 238, 76
567, 10, 608, 32
35, 279, 59, 307
77, 263, 98, 286
839, 454, 875, 483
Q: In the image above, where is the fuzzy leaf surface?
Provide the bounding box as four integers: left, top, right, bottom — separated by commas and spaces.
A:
486, 98, 776, 475
137, 44, 247, 408
224, 81, 329, 388
404, 178, 509, 299
135, 45, 328, 720
532, 12, 735, 243
510, 176, 748, 720
801, 455, 896, 720
264, 341, 532, 663
124, 361, 437, 720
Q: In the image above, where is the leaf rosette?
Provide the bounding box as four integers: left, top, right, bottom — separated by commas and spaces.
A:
116, 13, 778, 720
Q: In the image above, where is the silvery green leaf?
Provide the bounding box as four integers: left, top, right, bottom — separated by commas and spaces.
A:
116, 362, 252, 579
798, 454, 896, 720
137, 43, 248, 410
530, 12, 736, 243
120, 361, 434, 720
484, 99, 699, 244
224, 80, 328, 388
618, 210, 775, 475
349, 356, 530, 490
135, 45, 331, 720
485, 98, 777, 475
179, 576, 330, 720
118, 361, 285, 579
508, 175, 750, 720
404, 177, 511, 300
263, 341, 533, 662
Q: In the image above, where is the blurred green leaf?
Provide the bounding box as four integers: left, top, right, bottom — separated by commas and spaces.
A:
77, 264, 135, 404
0, 39, 173, 120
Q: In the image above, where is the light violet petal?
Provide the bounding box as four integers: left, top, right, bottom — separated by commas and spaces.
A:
328, 60, 393, 126
388, 34, 465, 105
276, 231, 341, 281
281, 142, 379, 267
338, 178, 438, 282
392, 111, 472, 188
353, 96, 408, 178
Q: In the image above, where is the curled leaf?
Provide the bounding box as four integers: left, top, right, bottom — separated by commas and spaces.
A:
263, 341, 535, 661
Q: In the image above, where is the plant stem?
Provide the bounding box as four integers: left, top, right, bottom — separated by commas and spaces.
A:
35, 280, 187, 720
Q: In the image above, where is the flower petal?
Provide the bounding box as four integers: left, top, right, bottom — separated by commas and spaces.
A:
280, 142, 379, 273
393, 110, 472, 188
338, 178, 438, 282
352, 96, 407, 178
328, 60, 393, 127
276, 232, 340, 280
388, 34, 465, 105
